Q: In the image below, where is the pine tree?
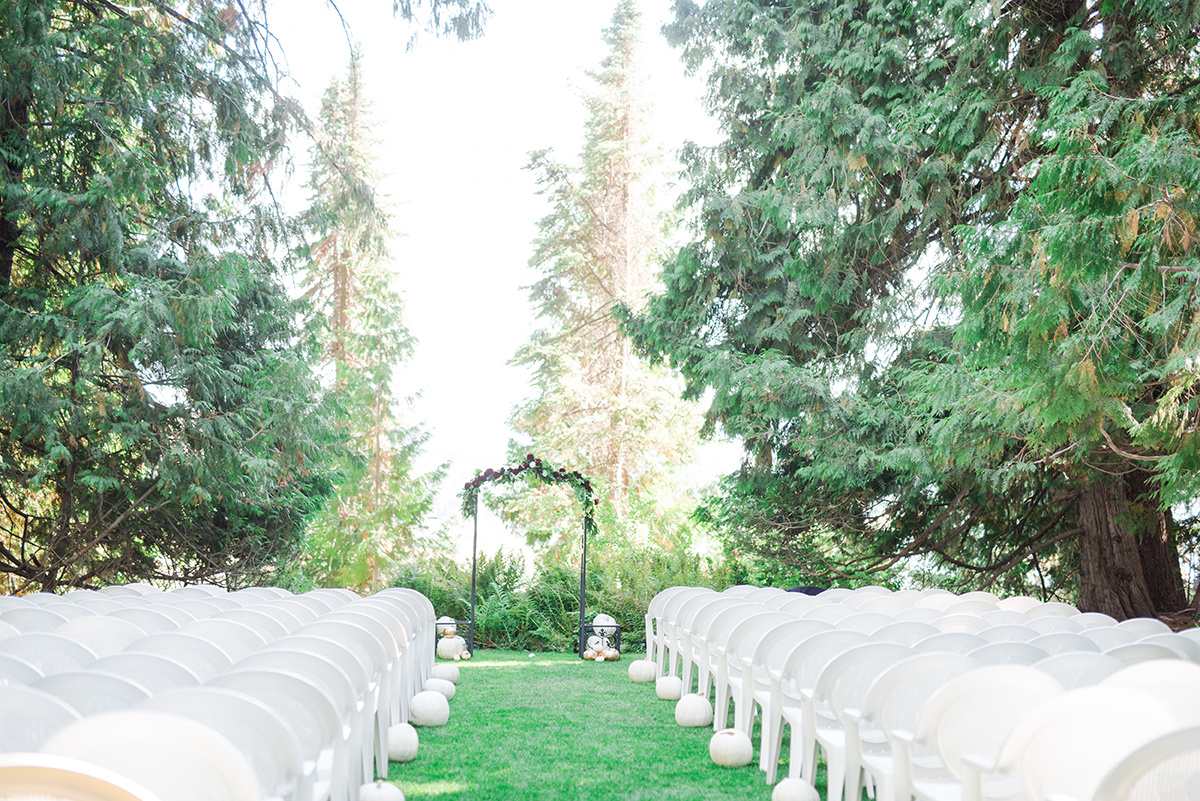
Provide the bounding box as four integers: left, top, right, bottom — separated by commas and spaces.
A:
294, 55, 440, 592
503, 0, 702, 551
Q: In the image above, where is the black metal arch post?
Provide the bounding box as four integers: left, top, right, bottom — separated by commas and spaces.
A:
577, 514, 588, 659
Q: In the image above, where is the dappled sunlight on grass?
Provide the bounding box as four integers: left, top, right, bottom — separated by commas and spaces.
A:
393, 780, 474, 796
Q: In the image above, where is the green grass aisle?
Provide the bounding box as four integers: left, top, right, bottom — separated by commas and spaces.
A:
388, 650, 828, 800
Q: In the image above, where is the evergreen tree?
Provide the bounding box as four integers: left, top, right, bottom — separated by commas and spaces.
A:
625, 0, 1200, 615
0, 1, 338, 591
293, 56, 440, 592
503, 0, 703, 551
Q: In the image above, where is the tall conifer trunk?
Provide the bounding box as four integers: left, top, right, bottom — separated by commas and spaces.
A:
1076, 477, 1159, 619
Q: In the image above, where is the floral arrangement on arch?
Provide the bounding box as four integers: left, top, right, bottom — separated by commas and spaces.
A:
460, 453, 598, 523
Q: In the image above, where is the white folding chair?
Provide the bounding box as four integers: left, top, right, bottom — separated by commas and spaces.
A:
1032, 651, 1123, 689
146, 686, 306, 801
124, 632, 233, 682
901, 665, 1063, 801
851, 652, 979, 801
41, 709, 261, 801
0, 651, 43, 685
912, 631, 987, 655
768, 629, 873, 784
0, 607, 69, 633
714, 611, 796, 733
1027, 631, 1100, 655
0, 683, 82, 751
1006, 686, 1177, 801
976, 624, 1037, 644
89, 652, 201, 694
177, 618, 269, 662
107, 607, 184, 634
0, 632, 97, 675
33, 670, 151, 715
1104, 641, 1183, 665
235, 649, 368, 787
809, 642, 914, 801
210, 669, 348, 801
1139, 633, 1200, 663
0, 752, 159, 801
1114, 617, 1172, 637
965, 641, 1049, 666
53, 616, 146, 657
872, 621, 940, 646
1091, 725, 1200, 801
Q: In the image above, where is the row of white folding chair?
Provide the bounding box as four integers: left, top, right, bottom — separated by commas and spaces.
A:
0, 590, 434, 801
929, 661, 1200, 801
755, 619, 1197, 787
0, 638, 361, 801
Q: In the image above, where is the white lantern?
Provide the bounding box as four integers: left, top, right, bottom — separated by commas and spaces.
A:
423, 677, 456, 701
386, 723, 419, 763
409, 690, 450, 727
628, 659, 657, 683
655, 675, 683, 700
593, 613, 617, 637
674, 693, 714, 727
360, 781, 405, 801
772, 778, 820, 801
709, 728, 753, 767
431, 664, 460, 684
436, 635, 464, 660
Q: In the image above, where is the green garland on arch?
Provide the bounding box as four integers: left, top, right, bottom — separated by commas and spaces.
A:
461, 454, 598, 523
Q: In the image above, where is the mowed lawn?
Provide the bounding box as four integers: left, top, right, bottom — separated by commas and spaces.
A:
387, 650, 828, 800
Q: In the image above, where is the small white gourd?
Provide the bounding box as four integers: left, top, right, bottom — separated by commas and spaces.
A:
772, 777, 820, 801
708, 728, 753, 767
386, 723, 419, 763
674, 693, 714, 727
431, 664, 460, 684
360, 781, 405, 801
409, 690, 450, 727
655, 675, 683, 700
460, 650, 472, 660
627, 659, 657, 683
604, 648, 620, 661
423, 677, 456, 701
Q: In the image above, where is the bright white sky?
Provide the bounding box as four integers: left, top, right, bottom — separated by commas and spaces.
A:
270, 0, 740, 556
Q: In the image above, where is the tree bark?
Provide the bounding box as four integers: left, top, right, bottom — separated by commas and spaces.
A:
1076, 476, 1157, 619
1126, 469, 1188, 612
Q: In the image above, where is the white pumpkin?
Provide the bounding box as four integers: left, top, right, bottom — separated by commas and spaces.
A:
674, 693, 714, 727
593, 652, 605, 662
431, 664, 460, 684
436, 616, 457, 637
708, 728, 753, 767
583, 648, 598, 660
592, 613, 617, 637
360, 781, 405, 801
655, 675, 684, 700
586, 634, 605, 651
386, 723, 419, 763
409, 690, 450, 727
627, 659, 657, 683
772, 777, 820, 801
423, 677, 456, 701
604, 648, 620, 661
436, 635, 464, 660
